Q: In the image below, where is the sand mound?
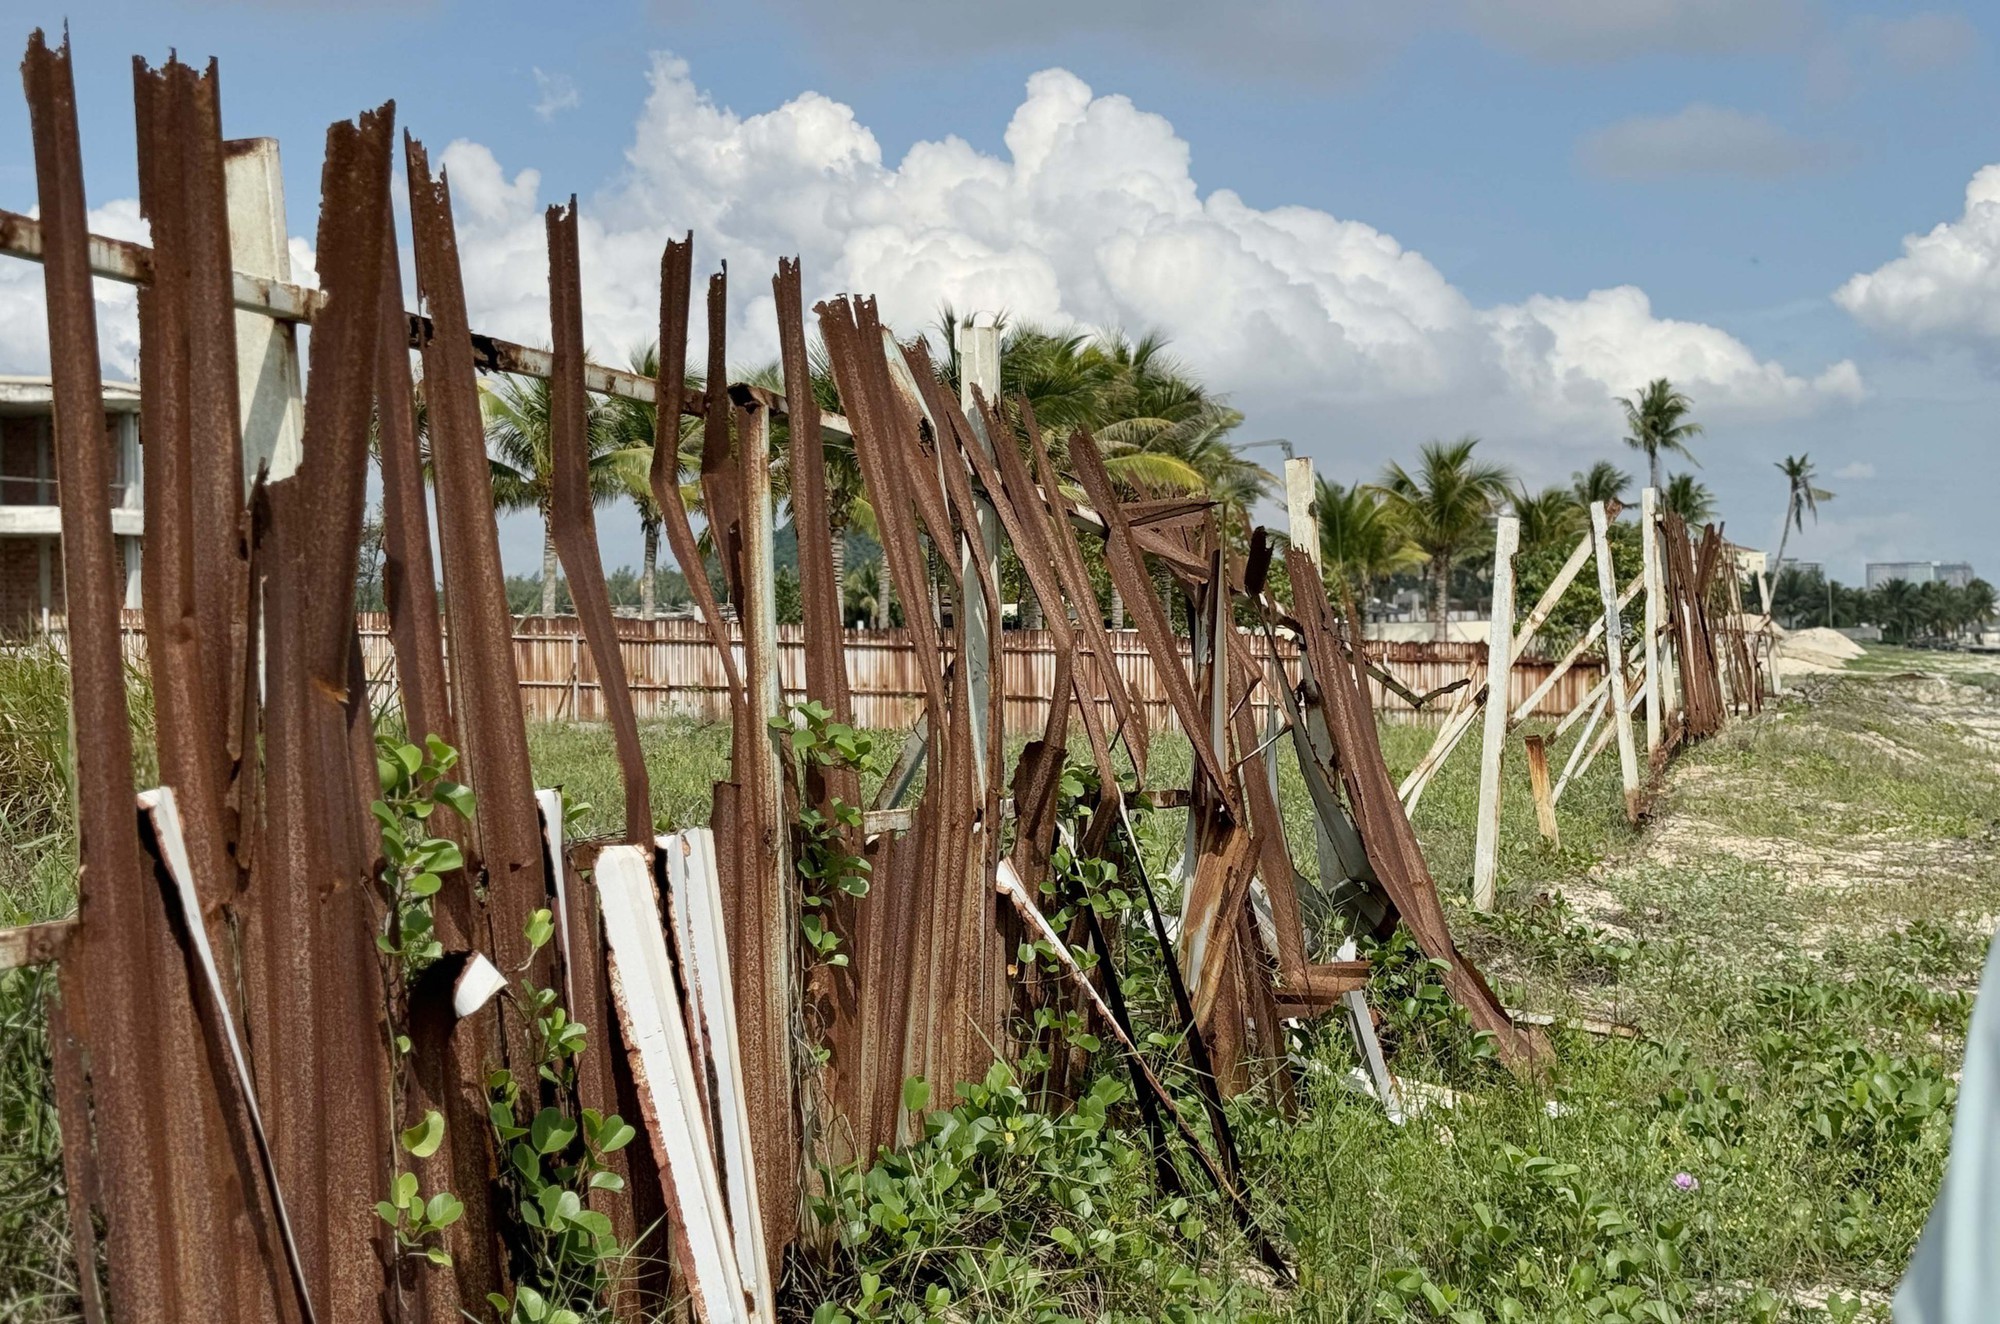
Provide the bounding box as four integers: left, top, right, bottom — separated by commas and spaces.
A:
1782, 627, 1866, 661
1774, 627, 1865, 676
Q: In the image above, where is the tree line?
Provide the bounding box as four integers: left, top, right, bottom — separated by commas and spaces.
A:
353, 327, 1986, 650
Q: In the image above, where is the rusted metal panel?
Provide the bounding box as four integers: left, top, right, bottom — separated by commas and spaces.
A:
701, 269, 744, 608
1068, 429, 1232, 804
775, 259, 853, 739
815, 297, 945, 725
140, 786, 317, 1321
1285, 545, 1543, 1068
373, 195, 454, 762
649, 235, 743, 710
124, 70, 283, 1316
25, 29, 183, 1320
405, 136, 549, 990
42, 978, 106, 1324
131, 58, 247, 936
724, 388, 801, 1268
546, 200, 652, 842
258, 101, 398, 1321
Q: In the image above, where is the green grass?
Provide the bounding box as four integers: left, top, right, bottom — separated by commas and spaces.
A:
4, 652, 1993, 1322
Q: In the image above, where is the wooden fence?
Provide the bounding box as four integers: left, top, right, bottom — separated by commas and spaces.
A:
396, 614, 1598, 731
94, 610, 1602, 732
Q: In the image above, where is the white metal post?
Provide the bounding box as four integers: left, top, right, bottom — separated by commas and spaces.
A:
1591, 501, 1642, 818
222, 138, 305, 483
955, 319, 1003, 795
1641, 487, 1662, 756
1470, 514, 1518, 912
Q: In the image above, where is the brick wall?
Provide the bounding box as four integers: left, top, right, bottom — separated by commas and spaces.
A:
0, 416, 45, 505
0, 537, 43, 636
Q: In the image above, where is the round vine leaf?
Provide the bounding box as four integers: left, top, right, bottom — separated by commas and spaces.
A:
401, 1110, 445, 1159
531, 1107, 577, 1155
427, 1191, 464, 1229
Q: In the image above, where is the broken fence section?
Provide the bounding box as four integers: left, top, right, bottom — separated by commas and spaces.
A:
16, 27, 1566, 1320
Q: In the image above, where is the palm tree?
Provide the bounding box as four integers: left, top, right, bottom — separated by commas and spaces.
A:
1570, 460, 1633, 511
1662, 472, 1717, 526
1960, 579, 1997, 637
1316, 477, 1425, 611
1874, 578, 1918, 643
1765, 454, 1832, 611
845, 557, 890, 629
484, 372, 622, 616
601, 346, 710, 621
1377, 436, 1515, 642
1512, 484, 1584, 556
1620, 379, 1703, 493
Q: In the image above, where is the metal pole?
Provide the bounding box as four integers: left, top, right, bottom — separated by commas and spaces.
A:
1590, 501, 1642, 819
1641, 487, 1662, 756
1470, 514, 1518, 911
955, 319, 1003, 795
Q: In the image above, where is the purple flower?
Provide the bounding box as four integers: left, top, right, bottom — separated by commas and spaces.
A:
1673, 1172, 1700, 1192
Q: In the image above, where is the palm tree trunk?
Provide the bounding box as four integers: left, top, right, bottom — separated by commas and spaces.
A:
540, 521, 559, 618
1109, 586, 1125, 631
1650, 450, 1663, 495
876, 568, 892, 630
639, 517, 659, 622
1432, 554, 1450, 643
1022, 591, 1043, 631
830, 528, 846, 626
1764, 509, 1794, 623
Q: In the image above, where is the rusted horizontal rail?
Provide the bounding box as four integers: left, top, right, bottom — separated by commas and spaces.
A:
0, 916, 75, 969
0, 206, 854, 435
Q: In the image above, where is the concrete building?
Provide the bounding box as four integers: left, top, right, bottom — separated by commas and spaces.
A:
0, 376, 144, 635
1865, 561, 1976, 591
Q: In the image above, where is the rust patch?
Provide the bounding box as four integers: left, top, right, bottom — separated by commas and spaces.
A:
544, 199, 652, 843
25, 29, 182, 1320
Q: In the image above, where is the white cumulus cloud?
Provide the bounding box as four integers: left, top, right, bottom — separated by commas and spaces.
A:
0, 56, 1861, 467
433, 56, 1858, 451
1836, 164, 2000, 340
0, 198, 148, 379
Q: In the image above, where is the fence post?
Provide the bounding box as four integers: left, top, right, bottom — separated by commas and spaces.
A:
1470, 514, 1518, 912
956, 318, 1003, 794
1524, 734, 1559, 848
1641, 486, 1662, 756
223, 138, 305, 483
1284, 457, 1344, 885
1591, 501, 1642, 820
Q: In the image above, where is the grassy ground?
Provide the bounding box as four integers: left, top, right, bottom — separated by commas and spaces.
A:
3, 648, 1993, 1320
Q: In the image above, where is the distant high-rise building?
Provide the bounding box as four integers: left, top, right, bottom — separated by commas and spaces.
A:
1866, 561, 1977, 590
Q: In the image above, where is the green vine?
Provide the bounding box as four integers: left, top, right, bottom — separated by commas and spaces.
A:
1015, 762, 1130, 1075
483, 904, 637, 1323
372, 734, 474, 1271
773, 701, 881, 971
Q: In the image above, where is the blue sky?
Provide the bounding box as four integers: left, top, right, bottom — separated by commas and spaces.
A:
3, 0, 1997, 582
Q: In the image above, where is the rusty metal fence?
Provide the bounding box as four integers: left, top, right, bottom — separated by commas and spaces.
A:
5, 29, 1561, 1324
